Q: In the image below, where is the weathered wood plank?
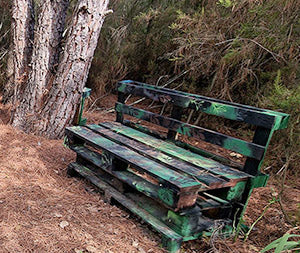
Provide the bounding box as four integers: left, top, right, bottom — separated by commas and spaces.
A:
174, 140, 243, 169
72, 145, 200, 210
167, 105, 183, 140
115, 103, 265, 160
68, 162, 184, 247
116, 92, 126, 123
117, 80, 290, 130
71, 145, 160, 199
86, 124, 231, 189
123, 119, 167, 140
99, 122, 252, 181
65, 126, 201, 191
243, 127, 274, 175
121, 80, 289, 119
128, 193, 213, 237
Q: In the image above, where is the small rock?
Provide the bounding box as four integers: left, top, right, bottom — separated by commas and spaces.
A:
53, 213, 63, 218
132, 240, 139, 247
138, 247, 146, 253
59, 220, 69, 229
85, 232, 93, 239
86, 245, 98, 253
110, 211, 120, 217
74, 249, 83, 253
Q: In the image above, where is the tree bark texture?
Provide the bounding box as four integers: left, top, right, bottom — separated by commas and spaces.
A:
12, 0, 110, 138
12, 0, 69, 128
3, 0, 34, 104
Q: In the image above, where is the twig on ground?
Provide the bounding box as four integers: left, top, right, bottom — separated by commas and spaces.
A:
124, 94, 132, 104
278, 156, 296, 226
87, 94, 109, 112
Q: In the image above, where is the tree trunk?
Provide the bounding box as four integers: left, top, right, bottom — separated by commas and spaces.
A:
12, 0, 69, 128
12, 0, 111, 138
3, 0, 34, 104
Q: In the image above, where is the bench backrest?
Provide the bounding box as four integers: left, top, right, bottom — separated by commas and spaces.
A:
115, 80, 290, 176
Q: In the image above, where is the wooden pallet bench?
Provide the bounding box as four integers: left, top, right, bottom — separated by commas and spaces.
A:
65, 80, 289, 252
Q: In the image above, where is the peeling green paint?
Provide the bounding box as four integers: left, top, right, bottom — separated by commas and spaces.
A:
167, 211, 193, 236
115, 103, 265, 160
226, 181, 246, 201
158, 188, 175, 207
117, 80, 290, 130
223, 138, 253, 158
100, 122, 251, 180
250, 173, 269, 188
177, 124, 191, 136
118, 82, 127, 93
67, 126, 200, 189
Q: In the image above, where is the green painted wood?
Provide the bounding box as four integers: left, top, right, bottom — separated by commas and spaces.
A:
167, 105, 183, 140
123, 120, 167, 140
249, 173, 269, 188
225, 181, 247, 201
127, 192, 212, 238
118, 80, 290, 130
115, 103, 265, 160
197, 198, 222, 210
197, 194, 232, 219
66, 126, 201, 191
174, 140, 243, 169
70, 145, 160, 199
68, 162, 184, 246
99, 122, 252, 182
243, 127, 274, 175
202, 192, 229, 205
116, 92, 126, 123
167, 210, 207, 237
123, 120, 243, 169
86, 124, 232, 189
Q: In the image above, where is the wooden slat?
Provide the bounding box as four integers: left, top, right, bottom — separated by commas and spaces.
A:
86, 124, 230, 189
99, 122, 252, 181
167, 105, 183, 140
123, 80, 289, 119
128, 193, 213, 237
65, 126, 201, 191
174, 140, 243, 169
68, 162, 184, 244
115, 103, 265, 160
116, 92, 126, 123
122, 120, 243, 168
123, 120, 167, 140
71, 145, 200, 210
117, 80, 290, 130
71, 145, 160, 200
243, 127, 274, 175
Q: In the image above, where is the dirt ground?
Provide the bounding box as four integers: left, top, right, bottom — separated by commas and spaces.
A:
0, 99, 299, 253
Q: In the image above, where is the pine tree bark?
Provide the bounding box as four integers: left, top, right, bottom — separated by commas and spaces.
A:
12, 0, 69, 128
12, 0, 111, 138
3, 0, 34, 104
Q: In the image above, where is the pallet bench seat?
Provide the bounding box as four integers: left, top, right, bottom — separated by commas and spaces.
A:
65, 80, 289, 252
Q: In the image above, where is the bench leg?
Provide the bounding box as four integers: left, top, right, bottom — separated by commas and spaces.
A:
161, 236, 182, 253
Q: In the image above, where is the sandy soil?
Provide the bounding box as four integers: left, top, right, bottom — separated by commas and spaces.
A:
0, 100, 299, 253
